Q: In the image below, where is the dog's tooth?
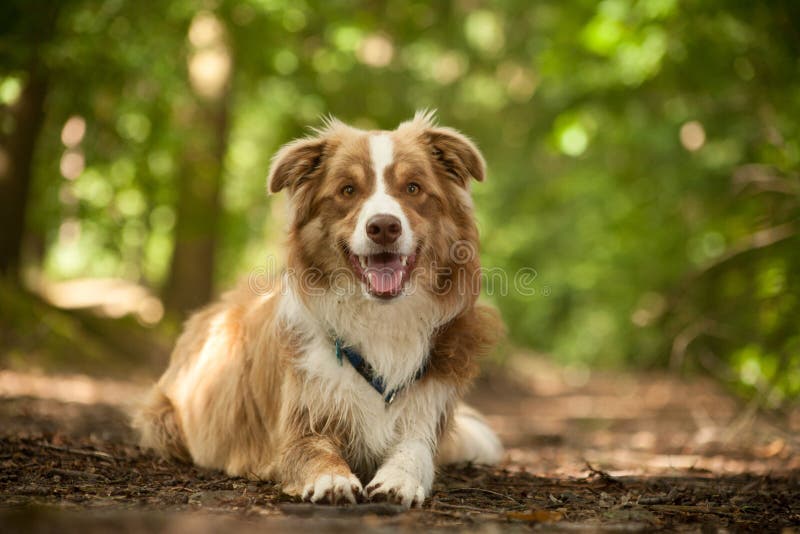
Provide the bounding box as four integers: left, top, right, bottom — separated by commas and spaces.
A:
400, 256, 408, 266
359, 256, 367, 269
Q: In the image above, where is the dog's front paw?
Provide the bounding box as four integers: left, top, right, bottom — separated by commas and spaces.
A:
365, 467, 426, 508
301, 473, 363, 505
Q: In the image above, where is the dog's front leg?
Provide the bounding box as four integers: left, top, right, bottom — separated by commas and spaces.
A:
365, 437, 434, 508
278, 433, 363, 505
282, 439, 363, 505
365, 384, 453, 508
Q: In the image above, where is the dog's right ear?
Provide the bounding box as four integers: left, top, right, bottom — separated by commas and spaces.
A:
267, 136, 327, 194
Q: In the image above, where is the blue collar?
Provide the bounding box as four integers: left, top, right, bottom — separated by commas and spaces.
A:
334, 338, 429, 405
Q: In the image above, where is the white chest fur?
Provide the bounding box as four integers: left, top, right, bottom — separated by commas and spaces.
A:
297, 333, 404, 460
278, 279, 456, 472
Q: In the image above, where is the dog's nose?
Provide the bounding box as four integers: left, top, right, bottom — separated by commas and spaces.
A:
366, 214, 402, 245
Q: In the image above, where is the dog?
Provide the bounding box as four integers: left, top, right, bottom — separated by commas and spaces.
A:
133, 111, 504, 508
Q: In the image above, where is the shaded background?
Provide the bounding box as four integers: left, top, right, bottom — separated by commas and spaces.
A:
1, 0, 798, 409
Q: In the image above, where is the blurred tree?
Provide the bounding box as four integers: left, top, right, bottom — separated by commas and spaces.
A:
163, 10, 233, 314
0, 1, 61, 280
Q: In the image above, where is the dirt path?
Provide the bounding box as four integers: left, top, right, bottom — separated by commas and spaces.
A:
1, 358, 799, 532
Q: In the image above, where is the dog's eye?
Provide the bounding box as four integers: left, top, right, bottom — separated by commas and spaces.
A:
341, 184, 355, 197
406, 182, 421, 195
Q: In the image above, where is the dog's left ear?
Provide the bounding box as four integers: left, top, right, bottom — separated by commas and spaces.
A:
425, 127, 486, 186
267, 136, 327, 194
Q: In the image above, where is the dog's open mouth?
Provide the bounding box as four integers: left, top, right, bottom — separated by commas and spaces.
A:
349, 251, 417, 299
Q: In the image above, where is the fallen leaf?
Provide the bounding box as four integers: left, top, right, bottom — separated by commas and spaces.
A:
507, 509, 564, 522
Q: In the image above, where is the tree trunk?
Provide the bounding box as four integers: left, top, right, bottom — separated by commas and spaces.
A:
0, 70, 48, 281
163, 97, 231, 315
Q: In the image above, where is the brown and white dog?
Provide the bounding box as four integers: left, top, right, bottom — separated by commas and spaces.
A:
134, 111, 504, 508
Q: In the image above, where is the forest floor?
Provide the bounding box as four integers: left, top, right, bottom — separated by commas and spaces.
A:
1, 354, 799, 533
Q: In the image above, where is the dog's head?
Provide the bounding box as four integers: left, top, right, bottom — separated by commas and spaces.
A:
268, 111, 485, 309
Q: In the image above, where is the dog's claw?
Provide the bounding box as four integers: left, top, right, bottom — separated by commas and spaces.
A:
365, 467, 427, 508
301, 474, 362, 505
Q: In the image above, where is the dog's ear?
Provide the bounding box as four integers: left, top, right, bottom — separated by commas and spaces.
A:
425, 126, 486, 187
267, 136, 327, 194
400, 111, 485, 185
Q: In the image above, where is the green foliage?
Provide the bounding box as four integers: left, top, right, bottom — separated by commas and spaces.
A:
1, 0, 798, 405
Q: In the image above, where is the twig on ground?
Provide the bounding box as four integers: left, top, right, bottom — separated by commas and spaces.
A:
38, 442, 119, 463
433, 502, 498, 514
440, 487, 522, 505
584, 462, 623, 486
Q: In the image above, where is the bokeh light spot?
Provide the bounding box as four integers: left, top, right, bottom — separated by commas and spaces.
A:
189, 48, 232, 100
60, 150, 85, 180
188, 11, 224, 48
559, 124, 589, 157
496, 62, 538, 102
273, 49, 299, 75
464, 10, 504, 54
282, 9, 307, 32
357, 34, 395, 68
188, 11, 231, 100
680, 120, 706, 151
0, 77, 21, 105
432, 51, 467, 85
61, 115, 87, 148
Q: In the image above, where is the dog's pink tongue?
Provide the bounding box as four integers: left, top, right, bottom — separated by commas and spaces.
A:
366, 255, 405, 295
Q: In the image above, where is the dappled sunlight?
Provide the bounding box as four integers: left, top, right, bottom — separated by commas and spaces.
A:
0, 370, 145, 406
33, 277, 164, 326
1, 358, 797, 529
472, 355, 800, 480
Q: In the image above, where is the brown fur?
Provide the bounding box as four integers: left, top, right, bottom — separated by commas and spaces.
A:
134, 113, 504, 506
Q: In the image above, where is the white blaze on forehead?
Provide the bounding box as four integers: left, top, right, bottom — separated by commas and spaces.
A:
350, 134, 414, 255
370, 134, 394, 181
